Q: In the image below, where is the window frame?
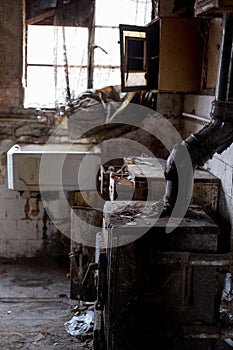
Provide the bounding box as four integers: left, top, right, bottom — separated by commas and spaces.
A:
24, 0, 153, 107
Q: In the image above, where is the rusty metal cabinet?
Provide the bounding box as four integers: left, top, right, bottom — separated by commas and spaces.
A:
95, 200, 231, 350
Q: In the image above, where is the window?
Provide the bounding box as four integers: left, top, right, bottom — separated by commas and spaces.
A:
25, 25, 88, 108
24, 0, 152, 108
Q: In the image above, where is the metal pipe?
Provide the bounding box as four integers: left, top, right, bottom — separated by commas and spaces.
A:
162, 11, 233, 217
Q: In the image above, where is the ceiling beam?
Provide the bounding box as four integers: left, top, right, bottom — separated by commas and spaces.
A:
26, 9, 56, 25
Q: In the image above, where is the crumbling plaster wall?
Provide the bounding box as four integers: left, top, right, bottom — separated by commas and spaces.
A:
0, 0, 24, 112
0, 0, 71, 258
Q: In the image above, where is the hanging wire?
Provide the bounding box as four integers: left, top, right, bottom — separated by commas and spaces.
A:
135, 0, 139, 24
53, 26, 59, 107
54, 0, 71, 107
144, 0, 148, 23
72, 26, 87, 99
54, 0, 63, 107
134, 0, 152, 24
62, 26, 72, 103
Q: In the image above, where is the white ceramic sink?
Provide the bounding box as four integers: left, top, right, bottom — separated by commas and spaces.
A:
7, 143, 101, 191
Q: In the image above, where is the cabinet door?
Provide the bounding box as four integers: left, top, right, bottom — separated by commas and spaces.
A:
159, 18, 204, 92
119, 22, 159, 91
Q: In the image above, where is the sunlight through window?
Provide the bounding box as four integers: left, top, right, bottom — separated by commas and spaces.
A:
24, 0, 152, 108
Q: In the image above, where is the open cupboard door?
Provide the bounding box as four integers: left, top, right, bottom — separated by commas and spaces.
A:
119, 20, 159, 92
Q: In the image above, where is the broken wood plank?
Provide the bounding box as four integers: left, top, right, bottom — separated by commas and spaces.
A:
26, 9, 56, 25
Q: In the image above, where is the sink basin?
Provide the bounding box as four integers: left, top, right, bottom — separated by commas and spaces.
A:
7, 143, 101, 191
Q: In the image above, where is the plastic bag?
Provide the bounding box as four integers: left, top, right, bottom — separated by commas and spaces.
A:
64, 310, 94, 336
219, 273, 233, 323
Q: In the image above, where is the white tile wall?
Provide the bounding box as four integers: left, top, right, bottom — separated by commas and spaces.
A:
0, 240, 7, 256
6, 239, 29, 258
27, 239, 44, 258
16, 219, 43, 240
0, 219, 17, 240
46, 199, 70, 221
2, 198, 27, 219
183, 94, 214, 118
0, 157, 71, 258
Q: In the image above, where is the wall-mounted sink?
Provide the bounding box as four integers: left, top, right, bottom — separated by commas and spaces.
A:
7, 143, 101, 191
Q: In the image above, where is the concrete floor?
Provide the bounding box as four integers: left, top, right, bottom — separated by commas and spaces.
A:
0, 257, 92, 349
1, 258, 232, 350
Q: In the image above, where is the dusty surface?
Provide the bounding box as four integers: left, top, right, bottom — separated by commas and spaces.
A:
0, 257, 92, 349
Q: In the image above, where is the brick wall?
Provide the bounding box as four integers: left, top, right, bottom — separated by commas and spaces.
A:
0, 0, 24, 113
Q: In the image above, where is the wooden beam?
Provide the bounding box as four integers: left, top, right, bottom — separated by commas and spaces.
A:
26, 9, 56, 25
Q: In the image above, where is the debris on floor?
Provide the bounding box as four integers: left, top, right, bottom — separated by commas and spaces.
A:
0, 257, 92, 349
65, 302, 94, 337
